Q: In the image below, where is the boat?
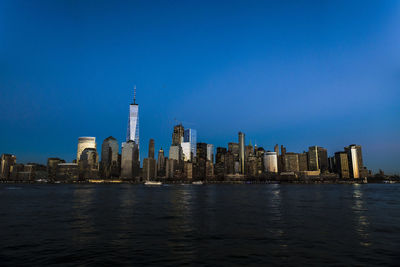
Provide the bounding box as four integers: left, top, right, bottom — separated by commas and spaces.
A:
144, 181, 162, 186
192, 181, 204, 185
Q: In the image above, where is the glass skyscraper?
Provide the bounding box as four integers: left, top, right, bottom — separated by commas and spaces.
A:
184, 128, 197, 159
126, 86, 140, 149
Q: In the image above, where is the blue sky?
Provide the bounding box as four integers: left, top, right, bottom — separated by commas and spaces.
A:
0, 0, 399, 173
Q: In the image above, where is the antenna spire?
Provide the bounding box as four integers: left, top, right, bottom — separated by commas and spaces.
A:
133, 85, 136, 104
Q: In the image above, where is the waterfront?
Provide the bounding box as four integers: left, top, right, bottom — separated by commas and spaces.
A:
0, 184, 399, 265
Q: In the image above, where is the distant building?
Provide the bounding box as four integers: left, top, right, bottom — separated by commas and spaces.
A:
245, 141, 254, 160
345, 144, 367, 178
283, 153, 299, 172
264, 152, 278, 173
172, 124, 184, 146
157, 148, 165, 177
196, 143, 208, 161
298, 153, 308, 172
148, 139, 155, 159
121, 140, 140, 179
184, 162, 193, 179
77, 137, 96, 164
335, 152, 350, 178
127, 86, 140, 149
143, 158, 156, 180
238, 132, 245, 174
100, 136, 119, 178
143, 139, 157, 180
216, 147, 227, 164
56, 163, 79, 181
207, 144, 214, 163
246, 154, 258, 176
184, 128, 197, 159
165, 158, 177, 178
169, 145, 183, 162
345, 145, 360, 178
181, 142, 192, 161
47, 158, 65, 180
1, 154, 16, 180
307, 146, 328, 172
79, 148, 99, 179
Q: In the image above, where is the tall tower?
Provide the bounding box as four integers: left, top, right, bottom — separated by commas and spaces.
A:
127, 86, 140, 149
238, 132, 245, 174
148, 139, 155, 159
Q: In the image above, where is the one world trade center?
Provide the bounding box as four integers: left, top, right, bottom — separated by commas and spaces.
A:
126, 86, 139, 148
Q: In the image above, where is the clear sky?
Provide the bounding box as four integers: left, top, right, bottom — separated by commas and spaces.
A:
0, 0, 399, 173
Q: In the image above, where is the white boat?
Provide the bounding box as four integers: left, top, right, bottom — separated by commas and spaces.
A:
144, 181, 162, 186
192, 181, 204, 185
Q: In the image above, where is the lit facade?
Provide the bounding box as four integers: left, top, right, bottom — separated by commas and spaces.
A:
77, 137, 96, 164
264, 152, 278, 173
184, 128, 197, 158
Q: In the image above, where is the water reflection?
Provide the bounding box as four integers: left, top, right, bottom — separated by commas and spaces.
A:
266, 185, 286, 247
166, 186, 195, 260
71, 185, 96, 244
352, 185, 371, 247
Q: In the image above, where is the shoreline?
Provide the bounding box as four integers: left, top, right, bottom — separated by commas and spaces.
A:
0, 178, 398, 185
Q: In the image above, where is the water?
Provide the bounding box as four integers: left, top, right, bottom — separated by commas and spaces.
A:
0, 184, 399, 266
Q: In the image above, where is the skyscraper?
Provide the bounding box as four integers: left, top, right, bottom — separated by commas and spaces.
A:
121, 140, 139, 179
238, 132, 245, 174
264, 152, 278, 173
148, 139, 155, 159
345, 145, 360, 178
157, 148, 165, 176
126, 86, 140, 148
335, 151, 350, 178
181, 142, 192, 161
184, 128, 197, 159
172, 124, 184, 146
47, 158, 65, 180
100, 136, 119, 178
307, 146, 328, 172
79, 148, 99, 179
77, 137, 96, 164
207, 144, 214, 163
0, 154, 16, 180
143, 139, 157, 180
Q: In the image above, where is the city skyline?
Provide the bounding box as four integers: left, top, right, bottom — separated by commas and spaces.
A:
0, 1, 399, 173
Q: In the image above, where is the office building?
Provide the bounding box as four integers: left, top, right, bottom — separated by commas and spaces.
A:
346, 145, 360, 178
56, 163, 79, 181
207, 144, 214, 163
298, 153, 308, 172
181, 142, 192, 161
1, 154, 17, 180
307, 146, 328, 172
79, 148, 99, 179
335, 152, 350, 178
165, 158, 177, 178
283, 153, 299, 172
264, 151, 278, 173
47, 158, 65, 180
121, 140, 139, 179
157, 148, 165, 177
143, 139, 157, 180
238, 132, 245, 174
172, 124, 184, 146
169, 145, 183, 162
126, 86, 140, 150
184, 128, 197, 159
100, 136, 119, 178
76, 137, 96, 164
184, 162, 193, 179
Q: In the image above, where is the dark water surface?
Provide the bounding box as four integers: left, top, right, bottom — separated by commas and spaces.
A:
0, 184, 399, 266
